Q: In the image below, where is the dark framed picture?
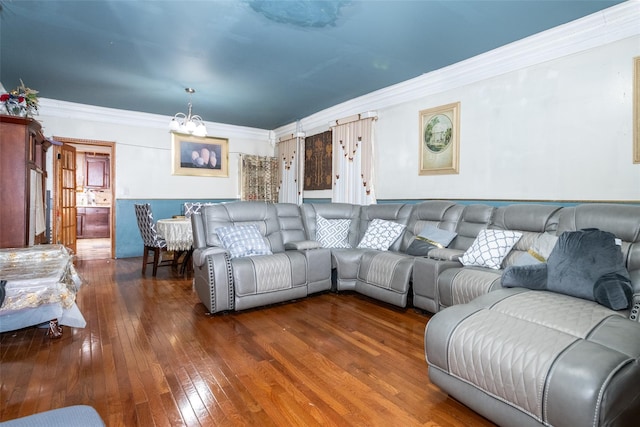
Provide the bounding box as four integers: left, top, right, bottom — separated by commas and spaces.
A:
171, 132, 229, 177
418, 102, 460, 175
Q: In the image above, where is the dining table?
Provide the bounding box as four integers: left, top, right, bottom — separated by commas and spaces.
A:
156, 217, 193, 275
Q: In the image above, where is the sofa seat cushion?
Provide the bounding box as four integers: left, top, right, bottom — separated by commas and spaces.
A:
232, 252, 306, 296
438, 267, 502, 308
426, 287, 640, 427
357, 251, 413, 292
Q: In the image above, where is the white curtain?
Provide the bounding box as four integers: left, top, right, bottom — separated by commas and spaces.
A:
331, 116, 376, 204
29, 169, 46, 245
277, 135, 304, 204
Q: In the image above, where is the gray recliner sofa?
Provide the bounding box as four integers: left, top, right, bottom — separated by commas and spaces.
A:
192, 200, 434, 313
191, 199, 490, 314
190, 201, 332, 313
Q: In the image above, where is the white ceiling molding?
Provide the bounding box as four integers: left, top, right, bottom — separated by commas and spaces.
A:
275, 1, 639, 138
38, 98, 270, 141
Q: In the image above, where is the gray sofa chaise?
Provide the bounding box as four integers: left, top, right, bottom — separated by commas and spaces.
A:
424, 203, 640, 426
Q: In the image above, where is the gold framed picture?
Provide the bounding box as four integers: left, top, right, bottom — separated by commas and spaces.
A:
171, 132, 229, 177
419, 102, 460, 175
634, 56, 640, 164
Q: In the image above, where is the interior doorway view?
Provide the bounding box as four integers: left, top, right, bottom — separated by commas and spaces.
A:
52, 137, 115, 261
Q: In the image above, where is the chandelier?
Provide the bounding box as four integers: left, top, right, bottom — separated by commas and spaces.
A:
169, 88, 207, 137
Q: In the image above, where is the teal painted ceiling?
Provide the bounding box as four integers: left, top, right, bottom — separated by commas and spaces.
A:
0, 0, 624, 129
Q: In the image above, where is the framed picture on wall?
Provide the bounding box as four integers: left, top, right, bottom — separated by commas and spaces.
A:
171, 132, 229, 177
418, 102, 460, 175
634, 56, 640, 164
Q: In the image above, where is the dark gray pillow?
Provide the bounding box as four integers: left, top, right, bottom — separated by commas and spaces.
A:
546, 228, 632, 310
502, 229, 632, 311
594, 273, 633, 311
406, 239, 437, 256
502, 264, 548, 290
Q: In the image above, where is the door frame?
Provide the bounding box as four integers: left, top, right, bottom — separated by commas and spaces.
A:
53, 137, 116, 259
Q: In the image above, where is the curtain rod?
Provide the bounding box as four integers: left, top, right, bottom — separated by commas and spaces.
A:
329, 111, 378, 127
278, 132, 306, 143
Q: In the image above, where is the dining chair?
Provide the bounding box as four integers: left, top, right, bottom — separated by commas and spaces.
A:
133, 203, 176, 276
184, 202, 216, 218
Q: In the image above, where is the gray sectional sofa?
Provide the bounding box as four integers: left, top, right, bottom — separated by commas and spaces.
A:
190, 200, 640, 427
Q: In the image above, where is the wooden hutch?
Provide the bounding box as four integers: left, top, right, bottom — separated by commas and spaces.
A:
0, 115, 51, 248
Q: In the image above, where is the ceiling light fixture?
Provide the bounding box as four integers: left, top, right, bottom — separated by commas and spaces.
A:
169, 88, 207, 137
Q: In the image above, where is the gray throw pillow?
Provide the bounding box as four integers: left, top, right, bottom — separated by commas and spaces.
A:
406, 225, 457, 256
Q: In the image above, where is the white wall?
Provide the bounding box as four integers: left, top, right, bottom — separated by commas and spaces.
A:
374, 36, 640, 201
37, 103, 272, 200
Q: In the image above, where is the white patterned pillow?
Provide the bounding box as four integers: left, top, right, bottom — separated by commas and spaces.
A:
215, 224, 273, 258
316, 215, 351, 248
357, 219, 406, 251
460, 229, 522, 269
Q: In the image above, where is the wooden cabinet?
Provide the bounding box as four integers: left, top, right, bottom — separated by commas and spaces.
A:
77, 207, 110, 239
0, 115, 50, 248
76, 211, 85, 238
85, 155, 110, 189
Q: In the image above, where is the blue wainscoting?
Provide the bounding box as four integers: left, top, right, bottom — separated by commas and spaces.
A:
115, 199, 233, 258
116, 198, 638, 259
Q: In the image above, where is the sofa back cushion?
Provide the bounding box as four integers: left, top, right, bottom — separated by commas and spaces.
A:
199, 201, 285, 253
275, 203, 307, 245
449, 204, 495, 251
359, 204, 412, 252
301, 203, 362, 248
401, 201, 463, 251
491, 204, 563, 267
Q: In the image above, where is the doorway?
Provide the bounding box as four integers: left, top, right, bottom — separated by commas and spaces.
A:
53, 137, 115, 260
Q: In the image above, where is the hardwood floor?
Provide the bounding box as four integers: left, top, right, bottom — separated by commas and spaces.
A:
0, 257, 495, 426
76, 238, 111, 260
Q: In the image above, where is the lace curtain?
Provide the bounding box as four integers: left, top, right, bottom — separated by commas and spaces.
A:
240, 155, 279, 202
331, 116, 376, 204
277, 135, 304, 204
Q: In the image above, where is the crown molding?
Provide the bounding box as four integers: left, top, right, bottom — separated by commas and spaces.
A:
275, 1, 640, 138
38, 98, 270, 140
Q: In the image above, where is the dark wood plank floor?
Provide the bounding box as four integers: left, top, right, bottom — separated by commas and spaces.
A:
0, 257, 495, 426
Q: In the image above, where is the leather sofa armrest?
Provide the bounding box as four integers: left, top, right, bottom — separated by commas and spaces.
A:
284, 240, 322, 250
427, 248, 465, 261
193, 246, 228, 267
